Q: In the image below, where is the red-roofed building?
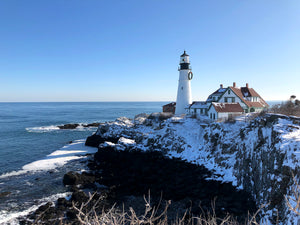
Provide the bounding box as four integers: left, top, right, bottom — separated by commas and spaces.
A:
218, 82, 269, 113
162, 102, 176, 114
185, 82, 269, 121
207, 102, 244, 121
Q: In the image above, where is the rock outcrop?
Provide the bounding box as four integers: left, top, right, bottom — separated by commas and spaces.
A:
23, 113, 300, 224
85, 113, 300, 224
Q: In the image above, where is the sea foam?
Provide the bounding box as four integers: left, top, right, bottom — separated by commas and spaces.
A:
26, 125, 97, 133
0, 192, 71, 224
26, 125, 60, 133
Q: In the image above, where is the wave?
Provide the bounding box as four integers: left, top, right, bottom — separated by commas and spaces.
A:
0, 192, 71, 225
26, 124, 98, 133
0, 139, 98, 179
26, 125, 60, 133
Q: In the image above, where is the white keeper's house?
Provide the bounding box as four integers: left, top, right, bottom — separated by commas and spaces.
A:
162, 51, 269, 121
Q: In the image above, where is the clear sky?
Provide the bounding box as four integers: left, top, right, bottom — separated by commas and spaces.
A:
0, 0, 299, 102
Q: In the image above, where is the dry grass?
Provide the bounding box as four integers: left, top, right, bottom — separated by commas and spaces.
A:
270, 100, 300, 117
70, 192, 269, 225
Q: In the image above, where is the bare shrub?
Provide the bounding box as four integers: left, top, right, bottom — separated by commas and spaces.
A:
270, 97, 300, 117
285, 175, 300, 216
71, 192, 269, 225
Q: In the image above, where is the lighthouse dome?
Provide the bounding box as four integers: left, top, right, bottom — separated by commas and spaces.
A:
180, 50, 189, 57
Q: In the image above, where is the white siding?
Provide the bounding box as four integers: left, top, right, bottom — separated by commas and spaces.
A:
218, 89, 248, 110
207, 106, 218, 120
207, 105, 243, 121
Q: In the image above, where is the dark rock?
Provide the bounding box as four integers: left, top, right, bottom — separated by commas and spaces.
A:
71, 191, 89, 203
91, 147, 257, 220
58, 123, 79, 129
57, 197, 69, 207
66, 209, 77, 220
148, 112, 173, 121
83, 122, 101, 127
85, 134, 118, 147
63, 171, 95, 186
35, 202, 53, 215
0, 191, 11, 198
85, 134, 106, 147
63, 171, 79, 185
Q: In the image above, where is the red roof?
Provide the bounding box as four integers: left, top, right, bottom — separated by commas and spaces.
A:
230, 86, 269, 108
211, 103, 244, 113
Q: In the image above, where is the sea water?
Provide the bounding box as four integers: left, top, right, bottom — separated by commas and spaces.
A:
0, 102, 166, 224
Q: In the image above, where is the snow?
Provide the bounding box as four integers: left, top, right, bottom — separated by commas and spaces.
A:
118, 137, 136, 146
0, 139, 98, 179
273, 118, 300, 169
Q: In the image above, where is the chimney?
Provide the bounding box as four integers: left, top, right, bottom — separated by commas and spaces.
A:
246, 83, 249, 88
220, 84, 223, 88
233, 82, 236, 88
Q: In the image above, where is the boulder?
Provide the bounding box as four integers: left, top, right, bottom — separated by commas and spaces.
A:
63, 171, 95, 186
63, 171, 80, 185
71, 191, 89, 203
58, 124, 79, 129
85, 134, 119, 147
85, 134, 106, 147
83, 122, 102, 127
0, 191, 11, 198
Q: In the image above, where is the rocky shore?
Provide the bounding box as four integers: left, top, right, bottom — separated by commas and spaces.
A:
57, 122, 102, 129
22, 139, 256, 224
21, 112, 300, 224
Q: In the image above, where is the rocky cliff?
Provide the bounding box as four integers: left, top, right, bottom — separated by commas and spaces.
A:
86, 113, 300, 224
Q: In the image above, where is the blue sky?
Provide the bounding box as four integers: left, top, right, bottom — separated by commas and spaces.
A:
0, 0, 299, 102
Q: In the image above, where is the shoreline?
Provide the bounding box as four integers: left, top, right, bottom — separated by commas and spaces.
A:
2, 112, 300, 224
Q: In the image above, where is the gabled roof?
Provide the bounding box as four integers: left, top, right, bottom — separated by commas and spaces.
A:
211, 102, 244, 113
229, 86, 269, 108
206, 88, 227, 102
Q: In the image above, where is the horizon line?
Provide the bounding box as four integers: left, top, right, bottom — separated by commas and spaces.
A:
0, 100, 286, 103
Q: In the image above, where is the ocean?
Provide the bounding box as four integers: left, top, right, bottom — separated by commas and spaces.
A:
0, 102, 166, 224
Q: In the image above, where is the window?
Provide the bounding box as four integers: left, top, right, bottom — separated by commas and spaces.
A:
232, 97, 235, 103
224, 97, 228, 103
228, 90, 231, 94
213, 114, 216, 120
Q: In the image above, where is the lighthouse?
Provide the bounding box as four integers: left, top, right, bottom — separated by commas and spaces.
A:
175, 51, 193, 115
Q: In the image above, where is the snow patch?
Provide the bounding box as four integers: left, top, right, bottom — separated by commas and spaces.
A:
118, 137, 136, 146
0, 140, 97, 179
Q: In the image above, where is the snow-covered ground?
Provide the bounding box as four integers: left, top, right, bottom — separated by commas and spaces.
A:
94, 113, 300, 224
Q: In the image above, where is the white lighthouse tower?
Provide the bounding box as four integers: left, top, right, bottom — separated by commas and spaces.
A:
175, 51, 193, 115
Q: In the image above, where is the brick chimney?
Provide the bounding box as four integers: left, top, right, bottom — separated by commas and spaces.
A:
233, 82, 236, 88
246, 83, 249, 88
220, 84, 223, 88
